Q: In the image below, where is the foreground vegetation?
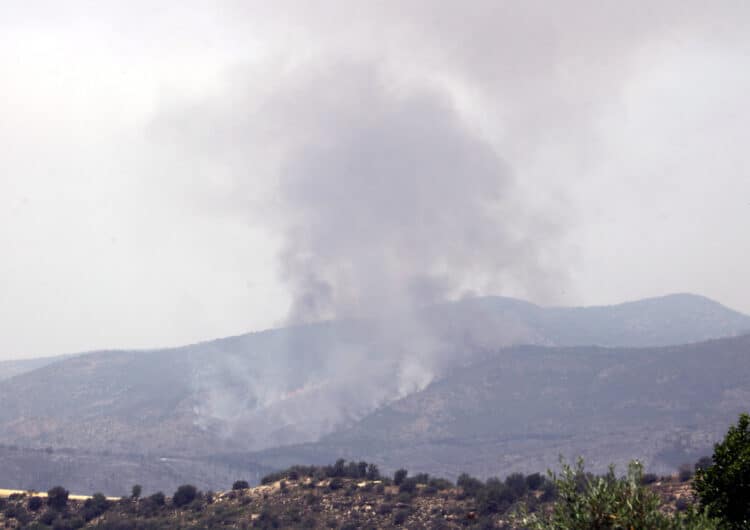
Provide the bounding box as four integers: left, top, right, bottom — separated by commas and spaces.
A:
0, 414, 746, 529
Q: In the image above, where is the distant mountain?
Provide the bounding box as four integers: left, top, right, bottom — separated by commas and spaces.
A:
0, 444, 271, 496
425, 293, 750, 348
0, 354, 72, 381
252, 333, 750, 480
0, 293, 748, 493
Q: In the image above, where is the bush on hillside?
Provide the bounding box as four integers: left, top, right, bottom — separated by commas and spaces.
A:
457, 472, 484, 497
148, 491, 165, 506
366, 463, 380, 480
398, 477, 418, 494
505, 472, 528, 499
260, 460, 383, 485
526, 472, 544, 491
232, 480, 250, 490
477, 477, 515, 515
172, 484, 198, 507
47, 486, 69, 510
28, 496, 43, 511
521, 458, 718, 530
82, 493, 111, 521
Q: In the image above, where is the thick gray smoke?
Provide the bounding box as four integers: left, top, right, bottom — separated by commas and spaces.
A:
148, 0, 749, 448
271, 64, 562, 324
163, 62, 566, 448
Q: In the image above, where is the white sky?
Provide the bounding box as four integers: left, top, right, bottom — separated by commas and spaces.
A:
1, 1, 749, 359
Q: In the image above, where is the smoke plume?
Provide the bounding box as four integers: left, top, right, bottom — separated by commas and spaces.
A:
160, 59, 569, 448
270, 63, 563, 324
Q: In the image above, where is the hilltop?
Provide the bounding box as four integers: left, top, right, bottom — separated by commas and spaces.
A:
0, 461, 701, 530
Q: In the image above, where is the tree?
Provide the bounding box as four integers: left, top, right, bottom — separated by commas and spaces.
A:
46, 486, 69, 510
457, 473, 484, 497
131, 484, 142, 499
27, 496, 43, 511
232, 480, 249, 490
366, 463, 380, 480
394, 469, 408, 485
172, 484, 198, 507
526, 472, 544, 491
505, 472, 528, 500
694, 413, 750, 529
148, 491, 165, 506
82, 493, 111, 521
399, 477, 418, 494
331, 459, 346, 478
477, 477, 514, 515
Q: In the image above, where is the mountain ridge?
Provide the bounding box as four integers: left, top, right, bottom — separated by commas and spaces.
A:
1, 292, 749, 494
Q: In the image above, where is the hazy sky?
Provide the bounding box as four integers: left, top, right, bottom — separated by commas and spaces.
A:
2, 1, 749, 359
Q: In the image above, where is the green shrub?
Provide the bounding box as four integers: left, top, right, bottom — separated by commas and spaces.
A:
399, 477, 418, 494
47, 486, 69, 510
428, 477, 453, 491
457, 473, 484, 497
82, 493, 111, 521
3, 504, 29, 522
413, 473, 430, 484
522, 458, 719, 530
505, 472, 528, 500
366, 463, 380, 480
28, 495, 44, 511
148, 491, 165, 506
694, 413, 750, 529
172, 484, 198, 507
526, 472, 544, 491
540, 479, 557, 502
232, 480, 250, 490
477, 477, 514, 515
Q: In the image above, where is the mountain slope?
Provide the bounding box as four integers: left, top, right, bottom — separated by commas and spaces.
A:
0, 293, 748, 494
256, 333, 750, 479
0, 354, 72, 381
